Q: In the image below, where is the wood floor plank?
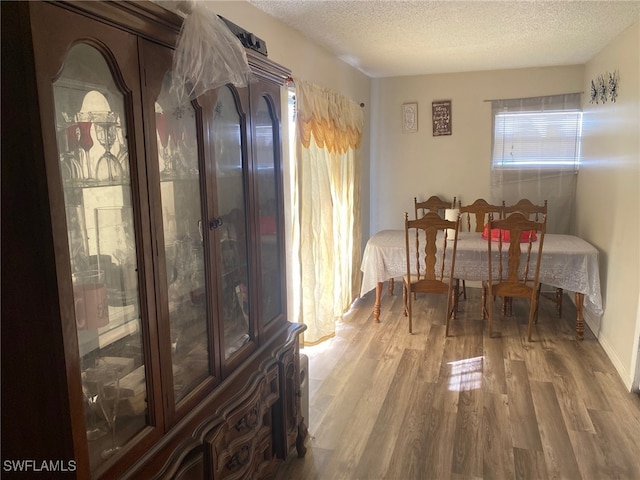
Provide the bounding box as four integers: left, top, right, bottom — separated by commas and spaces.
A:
594, 370, 640, 430
505, 359, 543, 451
419, 409, 458, 479
546, 341, 611, 413
530, 380, 582, 479
351, 348, 421, 479
311, 304, 407, 451
566, 428, 612, 480
501, 308, 528, 362
482, 333, 507, 394
416, 323, 448, 383
451, 389, 483, 477
385, 377, 435, 479
274, 287, 640, 480
513, 447, 549, 480
587, 408, 640, 479
550, 372, 596, 434
483, 393, 516, 480
310, 355, 379, 450
319, 341, 410, 478
274, 444, 333, 479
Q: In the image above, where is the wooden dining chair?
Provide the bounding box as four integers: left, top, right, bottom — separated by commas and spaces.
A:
412, 195, 457, 301
403, 211, 460, 335
459, 198, 504, 233
502, 199, 561, 317
457, 198, 504, 300
503, 198, 547, 221
481, 212, 546, 340
414, 195, 455, 219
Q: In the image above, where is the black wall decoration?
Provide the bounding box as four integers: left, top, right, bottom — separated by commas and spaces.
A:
590, 70, 620, 104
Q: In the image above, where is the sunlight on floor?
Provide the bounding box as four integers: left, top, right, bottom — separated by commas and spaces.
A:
447, 356, 483, 391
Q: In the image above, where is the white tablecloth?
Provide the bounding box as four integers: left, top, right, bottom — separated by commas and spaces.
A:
360, 230, 603, 317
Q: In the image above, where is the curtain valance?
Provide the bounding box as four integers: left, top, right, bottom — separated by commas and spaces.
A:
294, 77, 363, 153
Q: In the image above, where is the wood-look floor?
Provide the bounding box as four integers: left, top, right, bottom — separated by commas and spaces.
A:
274, 285, 640, 480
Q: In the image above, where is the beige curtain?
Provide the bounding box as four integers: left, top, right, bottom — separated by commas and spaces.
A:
294, 77, 363, 345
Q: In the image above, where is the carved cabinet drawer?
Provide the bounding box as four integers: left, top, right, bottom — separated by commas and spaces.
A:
204, 365, 279, 479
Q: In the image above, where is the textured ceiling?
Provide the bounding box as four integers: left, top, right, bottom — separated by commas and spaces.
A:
248, 0, 640, 78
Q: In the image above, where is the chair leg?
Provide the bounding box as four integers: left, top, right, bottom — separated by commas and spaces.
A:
446, 287, 458, 336
481, 283, 487, 319
528, 295, 539, 341
488, 290, 494, 337
403, 283, 408, 317
404, 282, 413, 333
453, 281, 459, 319
556, 288, 563, 318
446, 291, 452, 336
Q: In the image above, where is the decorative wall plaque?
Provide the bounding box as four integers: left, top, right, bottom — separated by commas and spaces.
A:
432, 100, 451, 136
402, 103, 418, 133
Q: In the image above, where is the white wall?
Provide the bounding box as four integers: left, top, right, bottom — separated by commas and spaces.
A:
578, 21, 640, 390
369, 66, 584, 233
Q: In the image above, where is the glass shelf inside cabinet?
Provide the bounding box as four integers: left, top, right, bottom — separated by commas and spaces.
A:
53, 42, 146, 472
156, 73, 210, 404
213, 86, 252, 359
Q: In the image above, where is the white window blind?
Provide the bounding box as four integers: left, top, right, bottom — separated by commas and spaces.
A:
493, 110, 583, 169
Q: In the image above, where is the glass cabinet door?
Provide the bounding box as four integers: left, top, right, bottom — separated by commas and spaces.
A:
253, 94, 284, 325
53, 43, 147, 470
155, 73, 210, 403
211, 86, 252, 359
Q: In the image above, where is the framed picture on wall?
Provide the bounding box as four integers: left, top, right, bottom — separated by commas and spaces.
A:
402, 103, 418, 133
432, 100, 452, 136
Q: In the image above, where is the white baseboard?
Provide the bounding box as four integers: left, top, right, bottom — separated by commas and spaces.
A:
584, 309, 634, 391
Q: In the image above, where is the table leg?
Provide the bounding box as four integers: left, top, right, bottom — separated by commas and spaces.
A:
575, 292, 584, 340
374, 282, 382, 322
388, 278, 395, 295
556, 288, 563, 318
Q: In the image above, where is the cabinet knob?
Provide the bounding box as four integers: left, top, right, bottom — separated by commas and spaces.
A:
209, 217, 223, 230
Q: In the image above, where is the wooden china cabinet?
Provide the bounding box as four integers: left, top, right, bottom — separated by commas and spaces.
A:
1, 1, 306, 478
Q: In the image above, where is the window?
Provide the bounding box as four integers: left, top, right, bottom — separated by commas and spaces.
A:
490, 93, 582, 234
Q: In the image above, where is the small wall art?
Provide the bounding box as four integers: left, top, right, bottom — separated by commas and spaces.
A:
590, 70, 619, 104
402, 103, 418, 133
432, 100, 452, 136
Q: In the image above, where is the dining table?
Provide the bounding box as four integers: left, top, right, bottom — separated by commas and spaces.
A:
359, 230, 603, 340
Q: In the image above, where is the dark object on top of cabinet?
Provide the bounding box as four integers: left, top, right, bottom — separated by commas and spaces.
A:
220, 16, 269, 57
1, 1, 305, 478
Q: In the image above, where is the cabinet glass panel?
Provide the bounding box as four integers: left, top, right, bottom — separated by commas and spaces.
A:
156, 74, 210, 403
212, 86, 251, 358
53, 43, 147, 470
255, 96, 283, 323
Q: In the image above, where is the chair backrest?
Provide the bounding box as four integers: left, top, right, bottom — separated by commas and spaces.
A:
458, 198, 503, 232
414, 195, 455, 219
503, 199, 547, 222
486, 212, 546, 300
404, 211, 460, 295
